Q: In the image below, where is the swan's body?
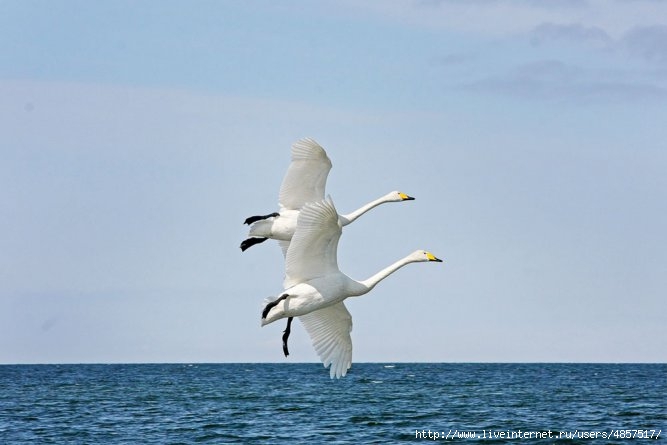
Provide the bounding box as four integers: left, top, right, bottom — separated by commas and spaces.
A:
261, 197, 442, 378
241, 138, 414, 252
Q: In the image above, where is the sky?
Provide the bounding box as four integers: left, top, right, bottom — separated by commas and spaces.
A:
1, 0, 665, 364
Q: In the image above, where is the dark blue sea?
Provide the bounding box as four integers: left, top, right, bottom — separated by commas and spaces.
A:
1, 363, 664, 444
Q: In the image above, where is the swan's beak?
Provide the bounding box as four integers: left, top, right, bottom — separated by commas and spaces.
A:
400, 193, 415, 201
426, 252, 443, 262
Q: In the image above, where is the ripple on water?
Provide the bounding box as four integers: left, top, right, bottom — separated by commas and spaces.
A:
0, 363, 664, 443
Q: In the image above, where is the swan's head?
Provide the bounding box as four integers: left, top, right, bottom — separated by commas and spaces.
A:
410, 250, 443, 263
385, 191, 415, 202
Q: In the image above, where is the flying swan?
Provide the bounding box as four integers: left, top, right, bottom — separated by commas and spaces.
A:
260, 197, 442, 378
241, 137, 414, 253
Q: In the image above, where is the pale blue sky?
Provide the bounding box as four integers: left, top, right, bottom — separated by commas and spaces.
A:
1, 1, 665, 364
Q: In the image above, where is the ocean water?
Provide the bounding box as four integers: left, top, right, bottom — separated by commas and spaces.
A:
0, 363, 664, 444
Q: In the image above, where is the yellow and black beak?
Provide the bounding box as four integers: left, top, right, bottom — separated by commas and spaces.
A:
399, 192, 415, 201
426, 252, 443, 262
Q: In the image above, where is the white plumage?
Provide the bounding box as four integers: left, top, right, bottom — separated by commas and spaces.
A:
261, 197, 442, 378
241, 138, 414, 254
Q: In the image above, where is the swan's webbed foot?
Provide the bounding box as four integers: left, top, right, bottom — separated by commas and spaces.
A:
282, 317, 294, 357
244, 212, 280, 225
240, 237, 268, 251
261, 293, 289, 319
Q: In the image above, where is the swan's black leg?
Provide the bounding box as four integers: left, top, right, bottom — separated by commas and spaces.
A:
282, 317, 294, 357
262, 293, 289, 320
244, 212, 280, 225
240, 237, 268, 251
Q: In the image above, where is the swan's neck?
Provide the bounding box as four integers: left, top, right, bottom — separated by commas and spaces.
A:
358, 255, 416, 293
339, 196, 389, 226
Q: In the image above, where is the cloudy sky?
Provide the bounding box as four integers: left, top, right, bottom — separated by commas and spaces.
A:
1, 0, 665, 364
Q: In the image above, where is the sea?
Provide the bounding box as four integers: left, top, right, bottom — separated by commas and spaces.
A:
0, 363, 664, 444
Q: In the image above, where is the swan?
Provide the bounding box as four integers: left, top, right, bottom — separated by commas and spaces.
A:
240, 137, 414, 252
260, 197, 442, 378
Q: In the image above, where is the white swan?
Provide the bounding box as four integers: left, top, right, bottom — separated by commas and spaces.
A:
240, 137, 414, 252
260, 197, 442, 378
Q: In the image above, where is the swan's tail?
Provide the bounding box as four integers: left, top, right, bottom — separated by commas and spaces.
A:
261, 293, 289, 326
247, 219, 272, 238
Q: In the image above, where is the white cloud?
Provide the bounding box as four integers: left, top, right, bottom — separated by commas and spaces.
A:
461, 59, 667, 103
0, 79, 389, 295
530, 22, 613, 48
530, 22, 667, 65
623, 24, 667, 63
331, 0, 667, 38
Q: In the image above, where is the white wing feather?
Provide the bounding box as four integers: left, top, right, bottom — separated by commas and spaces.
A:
284, 197, 341, 288
277, 240, 291, 258
278, 138, 332, 210
299, 302, 353, 379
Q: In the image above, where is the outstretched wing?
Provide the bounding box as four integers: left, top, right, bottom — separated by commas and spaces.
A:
299, 302, 353, 379
278, 138, 332, 210
284, 197, 341, 288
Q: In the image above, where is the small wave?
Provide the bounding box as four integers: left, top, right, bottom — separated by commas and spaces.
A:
350, 415, 382, 425
5, 363, 662, 444
276, 405, 306, 412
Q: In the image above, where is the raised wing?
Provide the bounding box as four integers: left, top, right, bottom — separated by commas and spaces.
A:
284, 197, 341, 288
278, 138, 332, 210
299, 302, 353, 379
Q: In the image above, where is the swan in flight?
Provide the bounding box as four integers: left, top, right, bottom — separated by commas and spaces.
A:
241, 137, 414, 252
260, 197, 442, 378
